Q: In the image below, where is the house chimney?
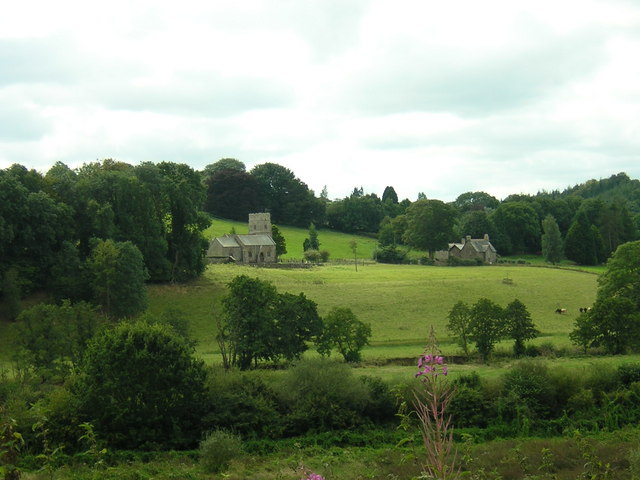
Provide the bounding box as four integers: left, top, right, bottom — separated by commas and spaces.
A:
484, 234, 489, 240
465, 235, 471, 243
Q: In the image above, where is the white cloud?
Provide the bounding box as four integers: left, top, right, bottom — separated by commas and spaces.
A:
1, 0, 640, 201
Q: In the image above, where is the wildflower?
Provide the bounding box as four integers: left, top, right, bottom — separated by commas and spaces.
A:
442, 365, 448, 376
435, 356, 444, 364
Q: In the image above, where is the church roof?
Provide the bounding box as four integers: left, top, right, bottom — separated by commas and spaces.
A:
236, 234, 275, 246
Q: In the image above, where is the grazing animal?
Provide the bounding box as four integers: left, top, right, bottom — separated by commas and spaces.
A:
579, 307, 591, 313
555, 308, 567, 314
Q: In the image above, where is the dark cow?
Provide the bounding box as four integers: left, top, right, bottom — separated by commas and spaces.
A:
555, 308, 567, 314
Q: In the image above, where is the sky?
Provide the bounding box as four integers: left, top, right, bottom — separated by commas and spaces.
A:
1, 1, 639, 202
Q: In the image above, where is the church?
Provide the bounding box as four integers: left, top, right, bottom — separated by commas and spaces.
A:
206, 213, 277, 264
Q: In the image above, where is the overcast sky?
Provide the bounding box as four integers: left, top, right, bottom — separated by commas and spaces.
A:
1, 1, 639, 202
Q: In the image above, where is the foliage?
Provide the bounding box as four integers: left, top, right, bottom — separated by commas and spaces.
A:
76, 320, 207, 450
446, 301, 473, 358
469, 298, 505, 362
503, 299, 539, 357
0, 412, 24, 480
374, 245, 408, 264
564, 210, 605, 265
403, 199, 457, 258
86, 239, 149, 319
276, 359, 372, 434
541, 214, 564, 264
203, 168, 261, 220
250, 162, 325, 227
218, 275, 322, 369
303, 223, 320, 251
571, 241, 640, 353
317, 307, 371, 362
271, 224, 287, 257
491, 201, 541, 255
14, 301, 102, 377
199, 430, 243, 474
326, 190, 385, 233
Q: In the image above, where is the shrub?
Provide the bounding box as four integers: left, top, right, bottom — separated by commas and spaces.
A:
199, 430, 243, 474
203, 367, 283, 438
374, 245, 408, 264
617, 363, 640, 386
276, 358, 371, 435
75, 321, 207, 450
303, 250, 322, 262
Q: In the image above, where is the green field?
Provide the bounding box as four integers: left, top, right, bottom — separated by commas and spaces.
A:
147, 262, 599, 365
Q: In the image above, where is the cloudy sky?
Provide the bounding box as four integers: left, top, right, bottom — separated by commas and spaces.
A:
1, 1, 639, 202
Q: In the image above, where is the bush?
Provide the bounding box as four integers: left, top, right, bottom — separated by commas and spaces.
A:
303, 250, 322, 262
203, 367, 283, 438
75, 321, 207, 450
374, 245, 408, 264
199, 430, 243, 474
617, 363, 640, 386
276, 359, 371, 435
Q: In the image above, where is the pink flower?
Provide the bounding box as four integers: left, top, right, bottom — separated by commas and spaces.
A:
418, 357, 423, 368
442, 366, 448, 376
424, 354, 432, 363
435, 356, 444, 364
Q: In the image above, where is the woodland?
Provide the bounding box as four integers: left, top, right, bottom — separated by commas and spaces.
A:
2, 159, 640, 479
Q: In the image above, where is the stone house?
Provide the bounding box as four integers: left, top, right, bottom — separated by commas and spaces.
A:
207, 213, 277, 264
435, 234, 497, 264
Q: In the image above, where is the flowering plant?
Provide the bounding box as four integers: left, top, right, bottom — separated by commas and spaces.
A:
413, 326, 459, 480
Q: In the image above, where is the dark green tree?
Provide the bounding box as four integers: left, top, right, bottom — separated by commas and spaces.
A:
453, 191, 499, 213
491, 201, 541, 255
271, 224, 287, 257
503, 299, 539, 357
541, 214, 564, 264
326, 192, 385, 233
382, 186, 399, 204
76, 321, 207, 449
203, 169, 261, 221
469, 298, 505, 362
272, 292, 322, 361
564, 210, 604, 265
317, 307, 371, 363
87, 239, 149, 319
403, 199, 456, 259
570, 241, 640, 353
303, 223, 320, 251
446, 301, 472, 358
201, 158, 246, 180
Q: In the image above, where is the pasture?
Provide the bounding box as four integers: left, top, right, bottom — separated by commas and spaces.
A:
147, 262, 599, 367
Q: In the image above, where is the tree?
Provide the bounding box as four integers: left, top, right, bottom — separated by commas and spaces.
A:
201, 158, 246, 181
541, 214, 563, 264
350, 240, 358, 272
446, 301, 472, 358
503, 299, 539, 357
76, 320, 207, 449
158, 162, 211, 282
218, 275, 322, 369
453, 191, 499, 213
271, 224, 287, 257
219, 275, 279, 370
403, 199, 456, 259
469, 298, 505, 362
317, 307, 371, 363
203, 169, 261, 221
15, 301, 102, 378
87, 239, 149, 319
564, 210, 604, 265
303, 223, 320, 251
326, 192, 385, 233
382, 186, 399, 205
570, 241, 640, 354
272, 293, 323, 362
491, 201, 540, 255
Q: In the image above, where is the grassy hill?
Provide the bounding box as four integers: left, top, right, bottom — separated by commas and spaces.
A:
204, 216, 381, 260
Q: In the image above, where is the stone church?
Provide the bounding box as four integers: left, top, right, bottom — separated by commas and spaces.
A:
207, 213, 277, 264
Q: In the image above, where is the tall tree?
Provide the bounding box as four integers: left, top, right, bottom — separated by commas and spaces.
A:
203, 169, 261, 220
87, 239, 149, 319
469, 298, 505, 362
403, 199, 456, 259
541, 214, 563, 264
564, 211, 604, 265
158, 162, 211, 282
271, 224, 287, 257
303, 223, 320, 251
504, 299, 539, 357
491, 201, 541, 255
446, 300, 472, 358
317, 307, 371, 363
453, 191, 499, 213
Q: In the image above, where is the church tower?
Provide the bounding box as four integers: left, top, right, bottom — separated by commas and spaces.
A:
248, 212, 272, 237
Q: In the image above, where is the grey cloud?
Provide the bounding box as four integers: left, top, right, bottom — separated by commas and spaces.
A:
99, 73, 293, 117
343, 29, 607, 117
0, 102, 50, 140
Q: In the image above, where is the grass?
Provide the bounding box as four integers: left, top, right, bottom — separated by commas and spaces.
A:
145, 262, 599, 365
205, 216, 381, 261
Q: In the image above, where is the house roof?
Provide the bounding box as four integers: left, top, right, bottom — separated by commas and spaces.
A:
216, 236, 240, 248
469, 239, 496, 253
236, 234, 275, 247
